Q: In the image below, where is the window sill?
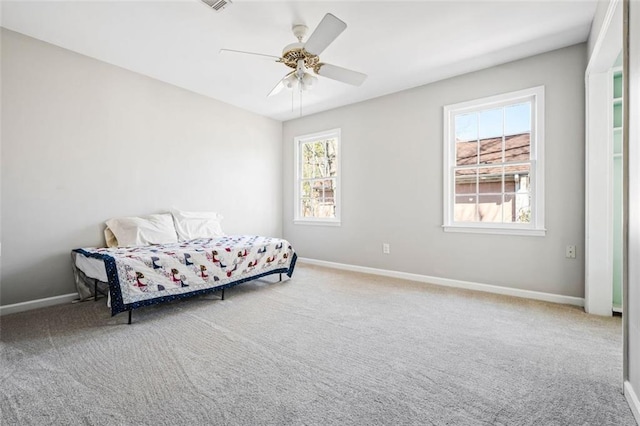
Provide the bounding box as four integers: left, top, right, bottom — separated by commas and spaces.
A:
442, 225, 546, 237
294, 219, 341, 227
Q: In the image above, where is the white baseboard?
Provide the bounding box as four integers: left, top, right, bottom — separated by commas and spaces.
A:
625, 381, 640, 425
298, 258, 585, 307
0, 293, 79, 316
0, 259, 585, 315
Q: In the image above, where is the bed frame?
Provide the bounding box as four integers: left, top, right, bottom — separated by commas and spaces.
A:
89, 270, 283, 325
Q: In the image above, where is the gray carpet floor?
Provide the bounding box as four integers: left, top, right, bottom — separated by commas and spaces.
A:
0, 263, 636, 425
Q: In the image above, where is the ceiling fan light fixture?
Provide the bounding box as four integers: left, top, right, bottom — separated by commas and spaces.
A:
302, 72, 318, 88
284, 73, 299, 89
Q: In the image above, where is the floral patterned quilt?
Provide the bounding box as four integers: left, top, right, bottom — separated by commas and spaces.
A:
73, 235, 297, 316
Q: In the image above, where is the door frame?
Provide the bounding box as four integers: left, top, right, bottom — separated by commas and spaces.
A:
584, 0, 622, 316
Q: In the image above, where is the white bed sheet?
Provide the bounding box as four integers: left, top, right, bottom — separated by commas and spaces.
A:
75, 253, 108, 282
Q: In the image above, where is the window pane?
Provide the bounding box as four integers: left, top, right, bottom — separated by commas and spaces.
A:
504, 102, 531, 135
302, 161, 314, 179
303, 142, 320, 179
514, 193, 531, 223
455, 169, 476, 194
301, 197, 336, 219
504, 133, 530, 163
315, 150, 326, 178
318, 198, 336, 219
478, 108, 503, 139
302, 139, 338, 178
478, 166, 502, 194
454, 195, 477, 222
301, 181, 312, 198
479, 136, 503, 164
455, 113, 478, 142
505, 164, 530, 192
503, 193, 531, 223
306, 143, 318, 160
322, 179, 336, 199
313, 158, 326, 179
478, 194, 502, 222
303, 179, 338, 218
311, 180, 324, 199
502, 193, 516, 223
302, 143, 314, 178
302, 141, 333, 179
301, 199, 315, 218
456, 141, 477, 166
326, 139, 338, 177
312, 141, 326, 158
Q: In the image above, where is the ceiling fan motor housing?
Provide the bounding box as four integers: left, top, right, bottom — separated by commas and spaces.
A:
281, 43, 320, 71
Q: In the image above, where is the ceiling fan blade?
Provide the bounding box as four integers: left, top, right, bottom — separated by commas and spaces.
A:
315, 63, 367, 86
303, 13, 347, 56
267, 71, 295, 97
219, 49, 281, 62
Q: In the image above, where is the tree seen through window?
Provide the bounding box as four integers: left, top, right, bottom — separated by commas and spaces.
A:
300, 138, 338, 219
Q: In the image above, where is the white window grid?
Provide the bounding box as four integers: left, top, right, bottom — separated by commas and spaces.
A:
443, 86, 545, 236
294, 129, 341, 226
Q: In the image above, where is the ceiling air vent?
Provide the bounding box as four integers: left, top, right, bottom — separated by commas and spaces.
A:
201, 0, 232, 12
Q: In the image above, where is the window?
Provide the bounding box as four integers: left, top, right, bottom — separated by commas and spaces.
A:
443, 86, 545, 236
294, 129, 341, 225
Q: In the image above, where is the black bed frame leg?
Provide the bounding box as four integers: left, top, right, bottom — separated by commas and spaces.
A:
128, 310, 132, 325
94, 280, 98, 302
279, 273, 282, 282
221, 288, 225, 300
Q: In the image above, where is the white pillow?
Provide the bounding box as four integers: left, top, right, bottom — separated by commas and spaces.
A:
104, 226, 119, 248
171, 208, 225, 241
105, 213, 178, 247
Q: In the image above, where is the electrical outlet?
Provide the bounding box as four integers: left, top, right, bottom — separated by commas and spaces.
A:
566, 245, 576, 259
383, 243, 390, 254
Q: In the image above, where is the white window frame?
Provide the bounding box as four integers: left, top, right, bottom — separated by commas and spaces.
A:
294, 128, 341, 226
442, 86, 545, 236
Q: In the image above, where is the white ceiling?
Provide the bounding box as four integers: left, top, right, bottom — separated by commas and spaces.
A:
1, 1, 597, 121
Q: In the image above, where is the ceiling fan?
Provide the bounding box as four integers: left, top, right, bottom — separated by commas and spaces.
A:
220, 13, 367, 97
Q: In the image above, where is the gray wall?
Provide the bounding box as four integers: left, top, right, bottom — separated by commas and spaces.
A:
1, 29, 283, 306
283, 44, 587, 298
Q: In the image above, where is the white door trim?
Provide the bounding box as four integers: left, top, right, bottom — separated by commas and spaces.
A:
584, 0, 622, 316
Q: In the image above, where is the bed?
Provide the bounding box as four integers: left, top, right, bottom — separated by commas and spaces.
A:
72, 211, 297, 323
